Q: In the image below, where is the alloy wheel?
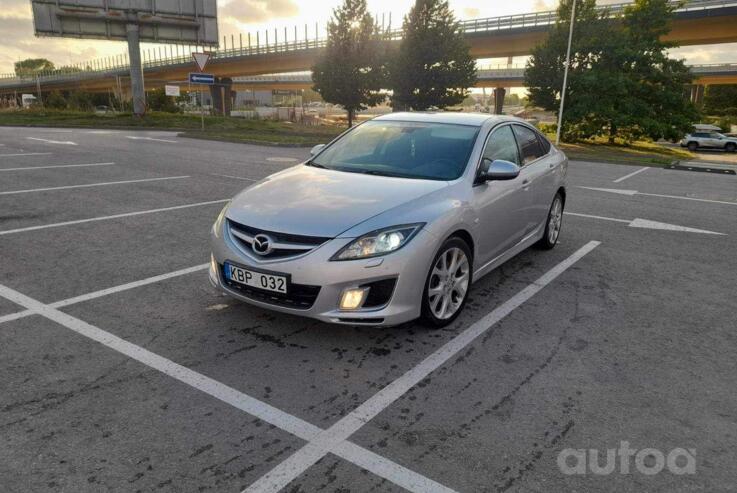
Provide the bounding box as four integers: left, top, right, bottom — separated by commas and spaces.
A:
427, 247, 470, 320
548, 196, 563, 245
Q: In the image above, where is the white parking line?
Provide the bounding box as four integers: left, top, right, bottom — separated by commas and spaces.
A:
0, 199, 228, 236
579, 186, 737, 207
27, 137, 77, 145
0, 280, 457, 493
613, 166, 648, 183
126, 136, 177, 143
0, 152, 52, 157
0, 162, 115, 172
243, 241, 602, 493
0, 264, 208, 325
0, 176, 189, 196
210, 173, 259, 182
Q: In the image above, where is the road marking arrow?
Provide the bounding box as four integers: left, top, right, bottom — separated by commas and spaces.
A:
565, 212, 726, 235
579, 186, 737, 206
26, 137, 77, 145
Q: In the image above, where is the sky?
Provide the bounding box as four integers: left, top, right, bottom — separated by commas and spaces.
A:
1, 0, 734, 75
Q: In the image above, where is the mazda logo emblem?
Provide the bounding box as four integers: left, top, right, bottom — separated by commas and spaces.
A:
252, 234, 273, 255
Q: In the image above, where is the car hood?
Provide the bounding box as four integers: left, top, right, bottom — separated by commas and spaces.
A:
226, 165, 448, 237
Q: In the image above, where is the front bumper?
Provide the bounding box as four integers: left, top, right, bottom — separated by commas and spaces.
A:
209, 224, 439, 326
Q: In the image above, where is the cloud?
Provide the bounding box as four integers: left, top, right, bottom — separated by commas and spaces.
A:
0, 0, 32, 18
220, 0, 299, 23
0, 16, 104, 74
463, 7, 480, 18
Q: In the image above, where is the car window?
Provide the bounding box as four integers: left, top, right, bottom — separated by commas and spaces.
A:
709, 133, 724, 139
481, 125, 519, 165
693, 132, 709, 138
512, 125, 544, 165
537, 131, 552, 154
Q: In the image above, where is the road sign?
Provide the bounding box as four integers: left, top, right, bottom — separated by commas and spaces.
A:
30, 0, 218, 45
189, 73, 215, 85
192, 52, 211, 72
29, 0, 218, 117
165, 85, 180, 97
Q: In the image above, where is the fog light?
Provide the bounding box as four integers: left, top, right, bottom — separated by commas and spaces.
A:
340, 287, 369, 310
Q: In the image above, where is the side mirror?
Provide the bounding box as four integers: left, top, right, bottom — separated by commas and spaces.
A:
477, 158, 521, 183
310, 144, 326, 156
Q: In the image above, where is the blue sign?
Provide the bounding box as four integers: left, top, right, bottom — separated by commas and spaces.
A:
189, 73, 215, 85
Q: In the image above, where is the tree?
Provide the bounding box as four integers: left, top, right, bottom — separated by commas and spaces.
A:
389, 0, 476, 110
15, 58, 55, 77
704, 85, 737, 115
526, 0, 698, 142
311, 0, 384, 127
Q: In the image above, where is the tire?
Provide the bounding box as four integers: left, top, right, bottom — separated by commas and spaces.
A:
420, 237, 473, 328
687, 141, 698, 152
536, 192, 564, 250
726, 143, 736, 153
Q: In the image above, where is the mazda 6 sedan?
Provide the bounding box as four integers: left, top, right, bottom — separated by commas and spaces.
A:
210, 112, 567, 327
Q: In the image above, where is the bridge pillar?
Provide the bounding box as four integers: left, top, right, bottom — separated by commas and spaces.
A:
126, 24, 146, 117
210, 78, 234, 116
493, 87, 506, 115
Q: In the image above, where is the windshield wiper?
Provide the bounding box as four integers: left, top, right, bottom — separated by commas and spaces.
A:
304, 161, 326, 169
359, 170, 420, 179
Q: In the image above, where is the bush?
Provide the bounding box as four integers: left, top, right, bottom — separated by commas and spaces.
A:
66, 91, 94, 111
45, 91, 67, 110
147, 88, 181, 113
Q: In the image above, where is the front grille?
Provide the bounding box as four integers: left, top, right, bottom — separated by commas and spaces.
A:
221, 265, 320, 310
227, 219, 331, 260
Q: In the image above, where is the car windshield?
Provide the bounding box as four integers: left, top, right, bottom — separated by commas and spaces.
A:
310, 120, 480, 181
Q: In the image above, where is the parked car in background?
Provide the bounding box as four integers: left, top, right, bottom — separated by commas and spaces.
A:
681, 131, 737, 152
210, 113, 568, 327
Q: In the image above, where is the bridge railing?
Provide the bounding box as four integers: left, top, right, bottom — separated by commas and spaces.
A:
1, 0, 735, 89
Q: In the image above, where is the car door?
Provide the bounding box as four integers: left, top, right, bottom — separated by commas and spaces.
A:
511, 124, 552, 236
471, 124, 531, 266
709, 133, 726, 149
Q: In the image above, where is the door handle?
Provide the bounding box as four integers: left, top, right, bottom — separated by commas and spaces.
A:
522, 179, 530, 185
549, 163, 555, 169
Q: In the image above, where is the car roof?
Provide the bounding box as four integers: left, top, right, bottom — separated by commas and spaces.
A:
373, 112, 517, 127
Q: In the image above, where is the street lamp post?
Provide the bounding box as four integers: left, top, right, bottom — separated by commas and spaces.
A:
556, 0, 577, 146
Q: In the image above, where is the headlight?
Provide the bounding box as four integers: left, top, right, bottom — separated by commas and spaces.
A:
212, 201, 230, 237
331, 223, 424, 261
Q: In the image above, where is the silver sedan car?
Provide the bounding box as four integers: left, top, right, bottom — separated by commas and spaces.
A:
210, 113, 567, 327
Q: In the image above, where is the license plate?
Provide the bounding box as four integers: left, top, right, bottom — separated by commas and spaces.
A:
224, 262, 288, 294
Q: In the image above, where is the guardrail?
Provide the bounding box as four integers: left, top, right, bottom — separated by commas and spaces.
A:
1, 0, 735, 89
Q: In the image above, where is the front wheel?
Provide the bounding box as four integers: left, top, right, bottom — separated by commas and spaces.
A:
725, 142, 736, 153
420, 237, 472, 328
536, 193, 564, 250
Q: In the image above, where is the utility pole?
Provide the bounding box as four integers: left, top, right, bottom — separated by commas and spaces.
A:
556, 0, 577, 146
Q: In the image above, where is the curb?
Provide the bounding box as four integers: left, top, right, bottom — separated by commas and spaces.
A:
176, 133, 318, 148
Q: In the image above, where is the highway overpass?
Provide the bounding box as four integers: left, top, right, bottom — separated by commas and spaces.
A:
0, 0, 736, 97
226, 64, 737, 91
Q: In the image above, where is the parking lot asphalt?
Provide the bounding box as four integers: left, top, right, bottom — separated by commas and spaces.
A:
1, 126, 736, 492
